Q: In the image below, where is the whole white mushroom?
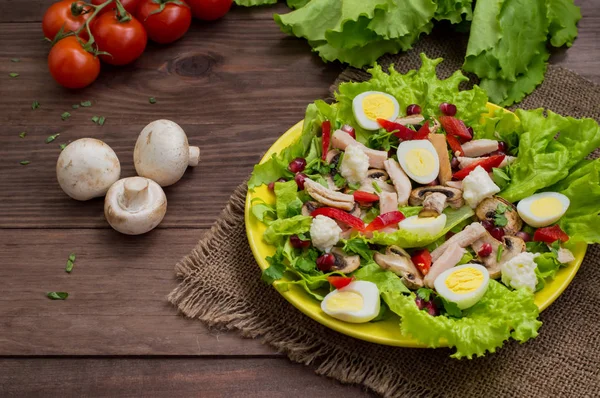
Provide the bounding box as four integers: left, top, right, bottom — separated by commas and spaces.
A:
104, 177, 167, 235
56, 138, 121, 201
133, 119, 200, 187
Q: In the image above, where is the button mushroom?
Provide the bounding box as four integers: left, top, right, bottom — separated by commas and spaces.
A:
133, 119, 200, 187
104, 177, 167, 235
56, 138, 121, 201
301, 200, 322, 217
409, 186, 464, 217
475, 196, 523, 235
330, 248, 361, 274
471, 231, 526, 278
374, 246, 424, 289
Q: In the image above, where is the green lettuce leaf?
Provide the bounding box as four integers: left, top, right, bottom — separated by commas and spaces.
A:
250, 198, 277, 225
353, 261, 410, 294
274, 180, 303, 219
287, 0, 312, 9
385, 280, 541, 359
433, 0, 474, 24
367, 0, 436, 39
546, 0, 581, 48
264, 215, 313, 245
367, 206, 474, 248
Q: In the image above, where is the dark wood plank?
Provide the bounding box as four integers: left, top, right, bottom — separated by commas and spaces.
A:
0, 229, 277, 356
0, 358, 374, 397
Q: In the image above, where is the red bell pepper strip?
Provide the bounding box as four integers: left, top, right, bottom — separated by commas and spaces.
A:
353, 190, 380, 203
327, 276, 355, 289
413, 121, 430, 140
411, 249, 432, 276
533, 225, 569, 244
439, 116, 472, 140
377, 118, 415, 141
364, 211, 406, 232
446, 134, 464, 156
311, 207, 365, 231
321, 120, 331, 161
452, 154, 505, 180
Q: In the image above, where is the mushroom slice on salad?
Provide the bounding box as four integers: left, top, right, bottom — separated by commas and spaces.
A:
304, 178, 355, 211
301, 201, 322, 217
374, 246, 424, 290
475, 196, 523, 235
409, 186, 464, 218
330, 248, 361, 274
471, 232, 526, 278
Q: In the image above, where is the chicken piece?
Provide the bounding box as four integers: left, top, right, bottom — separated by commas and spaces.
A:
445, 180, 463, 190
331, 129, 388, 168
431, 222, 487, 262
380, 191, 399, 214
420, 192, 447, 218
428, 133, 452, 185
394, 114, 425, 126
557, 247, 575, 264
424, 245, 465, 288
457, 156, 516, 169
383, 159, 412, 206
461, 139, 499, 157
304, 178, 355, 211
358, 178, 395, 194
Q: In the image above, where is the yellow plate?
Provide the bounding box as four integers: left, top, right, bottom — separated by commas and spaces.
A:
245, 104, 587, 347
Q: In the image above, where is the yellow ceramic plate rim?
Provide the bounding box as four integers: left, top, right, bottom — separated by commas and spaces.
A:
245, 103, 587, 347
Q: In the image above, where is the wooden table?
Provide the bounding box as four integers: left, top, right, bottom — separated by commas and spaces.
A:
0, 1, 598, 395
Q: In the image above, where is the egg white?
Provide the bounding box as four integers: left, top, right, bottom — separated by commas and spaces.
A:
321, 280, 380, 323
352, 91, 400, 130
396, 140, 440, 184
434, 264, 490, 310
399, 214, 447, 237
516, 192, 570, 228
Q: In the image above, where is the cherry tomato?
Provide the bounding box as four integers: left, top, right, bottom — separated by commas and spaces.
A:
42, 0, 91, 40
92, 0, 141, 15
187, 0, 232, 21
91, 11, 147, 65
136, 0, 192, 44
48, 36, 100, 89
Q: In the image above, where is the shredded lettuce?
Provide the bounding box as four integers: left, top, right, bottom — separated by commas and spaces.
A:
274, 180, 303, 219
385, 281, 542, 359
353, 261, 410, 294
263, 215, 313, 245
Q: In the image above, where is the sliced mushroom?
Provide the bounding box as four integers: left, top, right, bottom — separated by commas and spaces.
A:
475, 196, 522, 235
431, 222, 487, 262
374, 246, 424, 289
367, 169, 389, 181
325, 175, 343, 191
330, 248, 361, 274
471, 232, 526, 278
304, 178, 355, 211
301, 201, 322, 217
383, 158, 412, 206
428, 133, 452, 185
409, 186, 464, 216
326, 149, 341, 165
395, 114, 425, 126
419, 192, 447, 217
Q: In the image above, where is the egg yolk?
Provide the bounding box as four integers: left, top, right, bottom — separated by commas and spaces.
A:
445, 267, 484, 295
530, 197, 563, 217
362, 94, 395, 121
405, 149, 436, 177
325, 291, 364, 312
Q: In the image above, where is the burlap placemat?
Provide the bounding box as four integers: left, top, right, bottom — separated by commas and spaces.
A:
169, 33, 600, 397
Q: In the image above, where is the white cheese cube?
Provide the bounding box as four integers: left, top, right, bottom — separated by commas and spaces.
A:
462, 166, 501, 208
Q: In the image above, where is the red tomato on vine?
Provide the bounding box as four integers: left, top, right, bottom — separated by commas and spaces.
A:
136, 0, 192, 44
42, 0, 92, 40
91, 10, 147, 65
91, 0, 141, 15
48, 36, 101, 89
186, 0, 232, 21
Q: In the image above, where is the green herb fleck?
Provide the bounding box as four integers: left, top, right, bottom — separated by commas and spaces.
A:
47, 292, 68, 300
65, 253, 76, 273
61, 112, 71, 121
59, 143, 67, 150
98, 116, 106, 126
19, 132, 26, 138
347, 182, 361, 191
496, 203, 508, 214
497, 245, 504, 262
416, 287, 432, 301
20, 160, 30, 165
31, 101, 40, 110
80, 100, 92, 107
372, 180, 382, 193
72, 104, 80, 109
91, 116, 99, 123
46, 133, 60, 143
11, 58, 20, 62
149, 97, 156, 104
494, 203, 509, 227
440, 297, 462, 318
9, 72, 19, 78
333, 174, 346, 189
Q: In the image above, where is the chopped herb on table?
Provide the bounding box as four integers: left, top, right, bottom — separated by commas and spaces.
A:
61, 112, 71, 121
46, 133, 60, 143
149, 97, 156, 104
65, 253, 76, 273
91, 116, 106, 126
31, 101, 40, 109
72, 104, 80, 109
59, 143, 67, 150
10, 58, 20, 62
19, 132, 26, 138
47, 292, 68, 300
9, 72, 19, 78
20, 160, 30, 165
80, 100, 92, 107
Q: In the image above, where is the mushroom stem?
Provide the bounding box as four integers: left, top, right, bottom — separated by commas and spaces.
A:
119, 177, 149, 213
188, 146, 200, 167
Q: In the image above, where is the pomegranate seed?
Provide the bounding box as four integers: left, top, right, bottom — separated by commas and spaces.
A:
498, 141, 509, 153
424, 300, 438, 316
406, 104, 422, 115
490, 227, 505, 241
465, 127, 474, 142
415, 297, 426, 310
515, 231, 531, 242
290, 234, 311, 249
294, 173, 307, 190
316, 253, 336, 272
268, 178, 287, 191
288, 157, 307, 173
341, 124, 356, 139
439, 102, 457, 116
451, 157, 460, 170
478, 243, 493, 257
481, 220, 494, 231
446, 231, 456, 240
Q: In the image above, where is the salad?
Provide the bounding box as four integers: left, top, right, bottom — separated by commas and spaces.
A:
248, 54, 600, 359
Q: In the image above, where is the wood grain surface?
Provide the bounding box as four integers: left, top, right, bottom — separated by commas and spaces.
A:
0, 0, 598, 396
